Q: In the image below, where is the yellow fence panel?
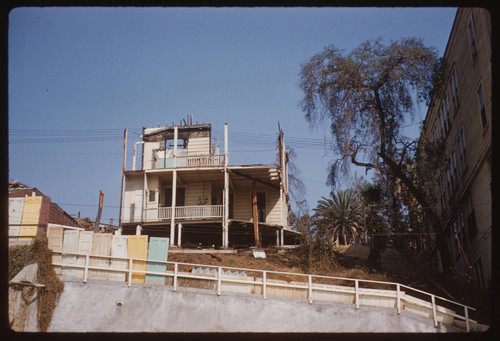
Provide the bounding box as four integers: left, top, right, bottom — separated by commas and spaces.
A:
19, 196, 42, 241
128, 235, 148, 283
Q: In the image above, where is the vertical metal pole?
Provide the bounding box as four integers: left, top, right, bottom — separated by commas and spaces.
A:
128, 258, 133, 287
396, 284, 401, 315
355, 280, 359, 309
308, 275, 313, 304
118, 128, 127, 231
83, 254, 89, 283
431, 295, 438, 327
173, 263, 178, 291
263, 271, 267, 299
217, 266, 222, 296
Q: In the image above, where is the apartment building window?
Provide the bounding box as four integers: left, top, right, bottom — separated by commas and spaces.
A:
473, 258, 484, 290
451, 151, 458, 189
450, 69, 460, 113
478, 84, 487, 127
457, 128, 467, 172
439, 176, 446, 210
441, 104, 449, 136
468, 16, 478, 60
465, 195, 477, 240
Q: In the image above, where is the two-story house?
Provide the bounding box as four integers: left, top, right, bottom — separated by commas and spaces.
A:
118, 120, 299, 248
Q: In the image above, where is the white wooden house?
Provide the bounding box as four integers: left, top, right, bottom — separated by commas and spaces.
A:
119, 120, 299, 248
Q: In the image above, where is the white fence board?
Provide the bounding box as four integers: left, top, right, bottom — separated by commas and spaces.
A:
75, 231, 94, 280
61, 230, 79, 277
8, 197, 25, 240
89, 233, 112, 280
109, 235, 128, 282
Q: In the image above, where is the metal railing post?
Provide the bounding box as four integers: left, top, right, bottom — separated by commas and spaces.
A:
396, 284, 401, 315
83, 254, 90, 283
308, 275, 313, 304
355, 280, 359, 309
465, 306, 470, 332
128, 258, 133, 287
217, 266, 222, 296
431, 295, 438, 327
263, 271, 267, 299
173, 263, 178, 291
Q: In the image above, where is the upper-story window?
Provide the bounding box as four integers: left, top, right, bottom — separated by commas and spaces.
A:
451, 150, 458, 189
468, 15, 478, 60
457, 128, 468, 172
450, 69, 460, 113
441, 102, 450, 136
478, 84, 488, 128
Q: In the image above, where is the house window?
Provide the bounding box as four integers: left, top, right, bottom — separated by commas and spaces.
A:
468, 16, 478, 59
148, 190, 156, 202
164, 187, 186, 207
166, 138, 187, 149
478, 84, 487, 127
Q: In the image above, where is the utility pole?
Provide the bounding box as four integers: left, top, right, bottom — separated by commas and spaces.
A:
118, 128, 127, 232
95, 190, 104, 232
252, 182, 260, 248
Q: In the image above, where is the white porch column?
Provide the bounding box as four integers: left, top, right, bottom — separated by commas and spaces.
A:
170, 126, 178, 246
223, 123, 229, 248
136, 225, 142, 235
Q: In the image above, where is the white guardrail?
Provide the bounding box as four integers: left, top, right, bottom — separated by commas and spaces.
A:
51, 251, 478, 332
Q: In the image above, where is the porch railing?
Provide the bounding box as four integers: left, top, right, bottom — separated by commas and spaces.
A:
141, 205, 224, 222
156, 154, 225, 169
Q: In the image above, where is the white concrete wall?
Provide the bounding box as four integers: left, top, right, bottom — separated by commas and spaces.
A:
123, 176, 144, 223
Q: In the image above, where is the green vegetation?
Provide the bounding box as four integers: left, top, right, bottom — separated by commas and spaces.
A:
9, 237, 64, 332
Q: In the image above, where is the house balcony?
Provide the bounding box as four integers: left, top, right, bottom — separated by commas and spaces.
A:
128, 205, 224, 223
155, 154, 225, 169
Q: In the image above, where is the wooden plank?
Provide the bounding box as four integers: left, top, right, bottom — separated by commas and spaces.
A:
61, 230, 79, 277
8, 197, 25, 240
19, 196, 43, 240
47, 225, 64, 275
75, 231, 93, 280
109, 235, 128, 282
128, 235, 148, 283
89, 233, 112, 280
146, 237, 169, 284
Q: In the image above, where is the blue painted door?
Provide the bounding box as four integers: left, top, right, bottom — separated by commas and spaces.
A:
146, 237, 169, 284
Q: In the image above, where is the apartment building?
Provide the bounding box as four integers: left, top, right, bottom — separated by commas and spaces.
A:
119, 119, 299, 248
422, 8, 491, 293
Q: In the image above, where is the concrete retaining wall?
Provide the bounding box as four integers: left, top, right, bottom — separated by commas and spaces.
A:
48, 278, 463, 333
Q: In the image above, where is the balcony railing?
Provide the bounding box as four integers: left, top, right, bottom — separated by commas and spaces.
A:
139, 205, 224, 222
156, 154, 225, 169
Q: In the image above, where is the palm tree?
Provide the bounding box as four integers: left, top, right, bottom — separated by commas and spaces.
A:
314, 189, 363, 246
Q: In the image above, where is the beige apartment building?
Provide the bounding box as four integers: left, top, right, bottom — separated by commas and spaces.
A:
422, 8, 491, 293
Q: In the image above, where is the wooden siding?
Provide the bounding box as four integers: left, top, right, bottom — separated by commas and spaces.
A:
75, 231, 94, 280
185, 182, 211, 206
266, 190, 281, 225
187, 136, 210, 155
143, 141, 160, 170
61, 230, 79, 277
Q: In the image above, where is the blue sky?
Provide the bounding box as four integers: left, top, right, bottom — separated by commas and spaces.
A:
8, 7, 457, 224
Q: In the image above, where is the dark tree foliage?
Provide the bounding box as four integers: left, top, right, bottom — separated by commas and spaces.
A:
299, 38, 452, 275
